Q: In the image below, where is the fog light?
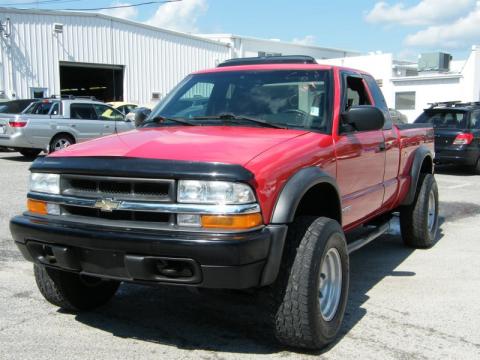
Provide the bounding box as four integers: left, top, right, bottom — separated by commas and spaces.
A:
27, 199, 47, 215
201, 213, 263, 230
47, 203, 61, 215
177, 214, 201, 227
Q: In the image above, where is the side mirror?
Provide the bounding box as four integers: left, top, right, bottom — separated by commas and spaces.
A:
134, 107, 151, 127
341, 106, 385, 132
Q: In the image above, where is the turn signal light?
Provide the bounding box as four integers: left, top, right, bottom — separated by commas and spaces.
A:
453, 133, 474, 145
27, 199, 48, 215
201, 213, 263, 230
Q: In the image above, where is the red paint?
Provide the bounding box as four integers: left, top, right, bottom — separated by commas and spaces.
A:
50, 65, 433, 229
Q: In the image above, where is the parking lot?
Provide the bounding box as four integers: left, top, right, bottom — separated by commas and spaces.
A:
0, 151, 479, 360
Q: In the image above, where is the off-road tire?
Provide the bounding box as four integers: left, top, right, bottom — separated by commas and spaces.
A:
400, 173, 439, 248
49, 134, 75, 153
264, 216, 349, 350
34, 264, 119, 311
19, 148, 41, 159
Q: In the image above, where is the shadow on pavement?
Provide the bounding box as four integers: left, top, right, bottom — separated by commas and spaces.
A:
0, 153, 35, 162
74, 218, 444, 355
435, 164, 476, 176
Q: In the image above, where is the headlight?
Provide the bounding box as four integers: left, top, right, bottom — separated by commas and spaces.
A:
30, 173, 60, 194
177, 180, 256, 204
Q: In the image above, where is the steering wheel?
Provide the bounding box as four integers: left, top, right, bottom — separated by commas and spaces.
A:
280, 109, 309, 126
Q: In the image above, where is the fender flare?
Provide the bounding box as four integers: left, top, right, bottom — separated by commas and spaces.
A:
400, 145, 434, 206
270, 167, 342, 224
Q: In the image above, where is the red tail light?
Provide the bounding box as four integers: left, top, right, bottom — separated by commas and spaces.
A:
8, 120, 27, 128
453, 133, 474, 145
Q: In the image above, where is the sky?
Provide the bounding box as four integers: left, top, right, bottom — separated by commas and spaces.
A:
2, 0, 480, 61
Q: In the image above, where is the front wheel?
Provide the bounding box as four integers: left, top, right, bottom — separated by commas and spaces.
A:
267, 216, 349, 350
34, 265, 119, 311
400, 173, 439, 248
49, 134, 75, 153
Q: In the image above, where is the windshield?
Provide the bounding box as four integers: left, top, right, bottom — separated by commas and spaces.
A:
415, 110, 468, 129
148, 70, 332, 132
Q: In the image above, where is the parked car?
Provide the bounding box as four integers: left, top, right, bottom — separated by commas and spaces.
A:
0, 99, 37, 114
10, 56, 437, 350
389, 108, 408, 124
0, 97, 135, 159
107, 101, 138, 115
415, 102, 480, 173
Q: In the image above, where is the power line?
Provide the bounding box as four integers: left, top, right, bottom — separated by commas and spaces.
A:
0, 0, 80, 6
63, 0, 182, 12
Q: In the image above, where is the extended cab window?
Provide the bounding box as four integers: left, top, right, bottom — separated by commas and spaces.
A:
70, 104, 97, 120
150, 70, 332, 132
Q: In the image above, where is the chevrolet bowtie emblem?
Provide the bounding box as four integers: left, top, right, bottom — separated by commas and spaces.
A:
94, 198, 121, 212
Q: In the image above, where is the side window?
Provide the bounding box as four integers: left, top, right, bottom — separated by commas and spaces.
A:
49, 102, 60, 115
70, 104, 97, 120
471, 110, 480, 129
93, 104, 124, 121
364, 74, 392, 129
343, 76, 371, 109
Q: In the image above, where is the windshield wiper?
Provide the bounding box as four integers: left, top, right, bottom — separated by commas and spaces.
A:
144, 116, 196, 126
192, 113, 286, 129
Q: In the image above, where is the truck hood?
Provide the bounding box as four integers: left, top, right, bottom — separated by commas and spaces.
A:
52, 126, 309, 166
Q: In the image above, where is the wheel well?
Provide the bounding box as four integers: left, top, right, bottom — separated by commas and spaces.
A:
420, 155, 433, 174
293, 183, 342, 224
51, 132, 76, 145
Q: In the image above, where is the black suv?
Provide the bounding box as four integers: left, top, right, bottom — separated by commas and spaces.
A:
415, 102, 480, 173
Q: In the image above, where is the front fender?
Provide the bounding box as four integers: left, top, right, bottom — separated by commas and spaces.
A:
270, 167, 341, 224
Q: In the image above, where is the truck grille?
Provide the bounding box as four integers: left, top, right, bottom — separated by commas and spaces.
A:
61, 175, 174, 202
62, 205, 172, 223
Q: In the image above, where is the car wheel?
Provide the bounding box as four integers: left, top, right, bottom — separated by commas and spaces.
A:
34, 264, 119, 311
400, 173, 439, 248
19, 148, 41, 159
264, 216, 349, 350
49, 134, 75, 153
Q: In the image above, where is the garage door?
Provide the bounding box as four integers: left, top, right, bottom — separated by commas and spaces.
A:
60, 62, 124, 102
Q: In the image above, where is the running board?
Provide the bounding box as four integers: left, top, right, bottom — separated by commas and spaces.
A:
347, 222, 390, 254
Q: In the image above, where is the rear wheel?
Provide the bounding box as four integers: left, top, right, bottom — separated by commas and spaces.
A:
49, 134, 74, 153
400, 173, 439, 248
265, 216, 349, 350
34, 264, 119, 311
18, 148, 41, 159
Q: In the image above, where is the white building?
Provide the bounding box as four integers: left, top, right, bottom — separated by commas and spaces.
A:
199, 34, 359, 60
0, 8, 358, 105
320, 47, 480, 122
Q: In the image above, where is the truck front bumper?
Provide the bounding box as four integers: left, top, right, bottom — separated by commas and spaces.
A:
10, 215, 287, 289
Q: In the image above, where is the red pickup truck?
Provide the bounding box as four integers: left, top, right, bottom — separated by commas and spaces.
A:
10, 56, 438, 350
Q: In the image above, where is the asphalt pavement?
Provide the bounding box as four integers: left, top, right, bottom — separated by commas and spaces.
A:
0, 151, 479, 359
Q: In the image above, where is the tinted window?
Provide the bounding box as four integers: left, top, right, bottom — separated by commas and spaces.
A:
471, 110, 480, 129
364, 74, 392, 129
150, 70, 332, 132
0, 100, 34, 114
70, 103, 97, 120
23, 101, 58, 115
415, 110, 467, 129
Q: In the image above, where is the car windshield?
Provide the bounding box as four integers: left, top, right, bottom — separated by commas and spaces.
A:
415, 110, 468, 129
147, 70, 331, 132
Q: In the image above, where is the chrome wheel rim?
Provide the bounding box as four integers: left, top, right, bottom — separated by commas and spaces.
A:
319, 247, 342, 321
427, 190, 436, 232
54, 138, 71, 151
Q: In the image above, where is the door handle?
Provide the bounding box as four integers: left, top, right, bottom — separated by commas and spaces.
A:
378, 142, 386, 152
70, 124, 76, 128
105, 125, 110, 128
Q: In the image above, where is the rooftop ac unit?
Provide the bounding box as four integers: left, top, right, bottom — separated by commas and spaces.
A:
418, 52, 452, 72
